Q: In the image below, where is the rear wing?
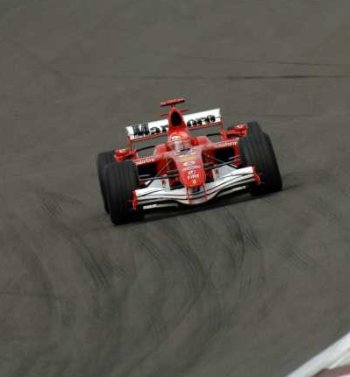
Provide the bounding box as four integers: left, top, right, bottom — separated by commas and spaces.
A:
126, 108, 222, 143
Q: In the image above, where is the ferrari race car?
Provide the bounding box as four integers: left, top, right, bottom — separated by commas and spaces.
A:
97, 98, 282, 225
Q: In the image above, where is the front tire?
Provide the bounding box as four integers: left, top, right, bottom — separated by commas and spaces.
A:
245, 121, 263, 135
239, 133, 282, 195
105, 160, 143, 225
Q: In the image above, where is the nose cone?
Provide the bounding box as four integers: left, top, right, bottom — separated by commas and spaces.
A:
182, 168, 206, 188
176, 155, 206, 188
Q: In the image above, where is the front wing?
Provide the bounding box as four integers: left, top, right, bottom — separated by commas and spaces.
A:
134, 166, 256, 209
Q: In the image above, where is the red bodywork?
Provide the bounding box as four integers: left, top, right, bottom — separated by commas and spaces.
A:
113, 98, 257, 201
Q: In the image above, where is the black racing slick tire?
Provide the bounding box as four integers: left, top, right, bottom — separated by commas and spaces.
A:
245, 121, 263, 135
227, 121, 263, 136
105, 160, 142, 225
239, 133, 283, 196
97, 150, 115, 213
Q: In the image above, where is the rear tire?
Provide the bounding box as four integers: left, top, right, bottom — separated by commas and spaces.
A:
239, 133, 282, 195
105, 160, 143, 225
97, 150, 115, 213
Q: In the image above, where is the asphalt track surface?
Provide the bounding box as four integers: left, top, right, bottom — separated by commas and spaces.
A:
0, 1, 350, 376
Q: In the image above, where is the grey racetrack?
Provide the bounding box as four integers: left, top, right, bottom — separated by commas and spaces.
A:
1, 1, 350, 376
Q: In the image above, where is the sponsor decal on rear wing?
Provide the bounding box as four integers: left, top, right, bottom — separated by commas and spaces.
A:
126, 108, 222, 141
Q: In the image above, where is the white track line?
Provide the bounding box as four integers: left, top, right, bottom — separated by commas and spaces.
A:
287, 332, 350, 377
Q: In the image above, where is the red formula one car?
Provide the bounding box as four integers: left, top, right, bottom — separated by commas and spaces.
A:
97, 98, 282, 225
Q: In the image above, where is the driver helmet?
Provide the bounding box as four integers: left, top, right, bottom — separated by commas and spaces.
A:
169, 132, 191, 152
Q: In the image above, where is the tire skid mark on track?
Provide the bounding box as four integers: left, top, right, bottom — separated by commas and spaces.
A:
221, 206, 265, 302
82, 235, 139, 377
256, 283, 288, 325
0, 216, 64, 377
107, 230, 173, 376
181, 209, 251, 354
128, 232, 169, 346
263, 163, 350, 270
178, 209, 262, 370
150, 216, 223, 376
25, 189, 135, 376
308, 194, 350, 232
0, 218, 60, 327
260, 195, 320, 272
137, 238, 169, 345
178, 205, 278, 377
69, 225, 153, 377
110, 215, 227, 377
39, 190, 112, 289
